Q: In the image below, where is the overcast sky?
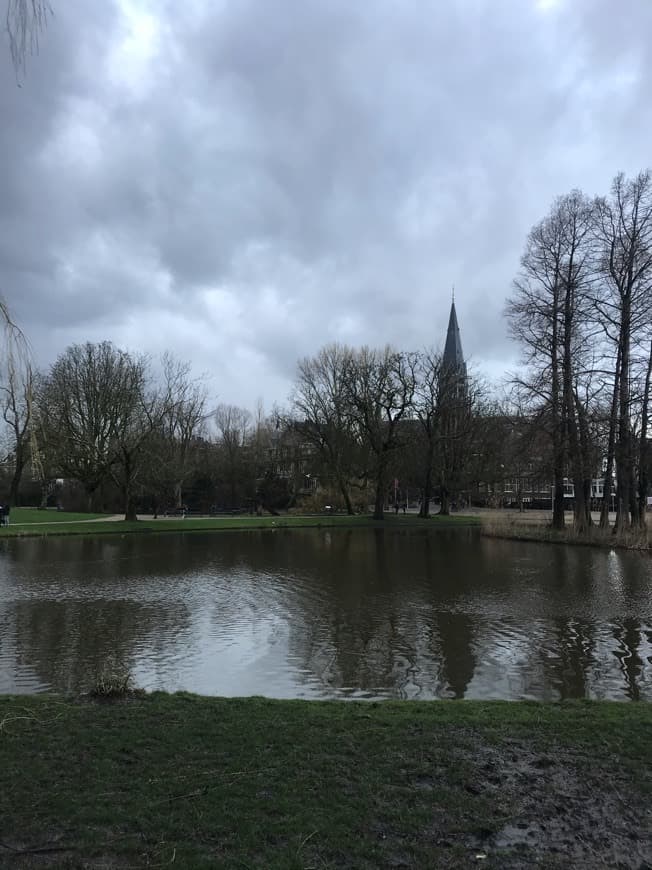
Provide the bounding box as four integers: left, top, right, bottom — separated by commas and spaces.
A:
1, 0, 651, 411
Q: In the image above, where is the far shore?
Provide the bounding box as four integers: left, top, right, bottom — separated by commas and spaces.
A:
472, 507, 650, 551
0, 505, 648, 550
0, 509, 479, 539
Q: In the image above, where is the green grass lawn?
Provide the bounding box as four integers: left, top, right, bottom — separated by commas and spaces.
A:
0, 512, 480, 539
0, 695, 649, 868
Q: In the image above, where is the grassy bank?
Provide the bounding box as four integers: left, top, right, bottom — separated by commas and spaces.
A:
481, 516, 650, 551
0, 694, 649, 869
0, 512, 479, 539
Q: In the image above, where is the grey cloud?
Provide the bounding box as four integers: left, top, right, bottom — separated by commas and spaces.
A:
1, 0, 651, 408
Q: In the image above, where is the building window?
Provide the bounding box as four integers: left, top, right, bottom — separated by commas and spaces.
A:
591, 479, 604, 499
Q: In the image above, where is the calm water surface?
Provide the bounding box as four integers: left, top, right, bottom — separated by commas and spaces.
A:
0, 527, 650, 700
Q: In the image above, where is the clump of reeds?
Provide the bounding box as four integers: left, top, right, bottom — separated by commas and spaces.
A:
481, 516, 650, 551
90, 662, 136, 699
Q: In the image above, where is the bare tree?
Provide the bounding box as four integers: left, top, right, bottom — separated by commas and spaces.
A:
432, 360, 482, 515
106, 355, 201, 522
344, 347, 416, 520
412, 349, 441, 517
214, 403, 252, 510
597, 346, 621, 529
558, 192, 596, 533
105, 354, 152, 521
594, 171, 652, 531
0, 360, 33, 505
0, 298, 34, 505
292, 344, 362, 515
636, 336, 652, 525
507, 191, 595, 531
39, 342, 141, 511
158, 354, 208, 510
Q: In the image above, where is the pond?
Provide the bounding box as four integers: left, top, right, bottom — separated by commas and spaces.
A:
0, 527, 650, 700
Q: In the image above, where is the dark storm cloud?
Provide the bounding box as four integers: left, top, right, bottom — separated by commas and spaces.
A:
1, 0, 651, 407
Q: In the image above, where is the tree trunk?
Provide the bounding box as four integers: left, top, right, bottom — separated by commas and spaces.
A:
614, 297, 632, 534
575, 395, 593, 528
7, 446, 25, 507
571, 472, 588, 533
569, 418, 591, 532
373, 476, 385, 520
174, 481, 183, 510
636, 339, 652, 527
552, 466, 565, 530
561, 273, 589, 535
336, 475, 354, 515
439, 488, 450, 516
39, 478, 50, 510
125, 496, 138, 522
122, 452, 138, 522
600, 452, 615, 528
583, 480, 592, 526
550, 279, 565, 531
419, 464, 433, 518
600, 351, 620, 529
8, 475, 20, 508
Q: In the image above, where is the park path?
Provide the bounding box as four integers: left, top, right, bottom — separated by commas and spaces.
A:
9, 514, 126, 526
12, 508, 621, 526
13, 514, 210, 525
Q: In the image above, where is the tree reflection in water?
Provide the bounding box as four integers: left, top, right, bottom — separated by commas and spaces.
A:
0, 529, 649, 699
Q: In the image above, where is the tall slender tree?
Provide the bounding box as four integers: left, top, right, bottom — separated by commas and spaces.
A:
507, 191, 595, 532
0, 298, 33, 505
594, 171, 652, 531
0, 360, 33, 505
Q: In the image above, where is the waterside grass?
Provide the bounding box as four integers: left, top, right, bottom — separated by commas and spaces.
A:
480, 515, 650, 551
0, 512, 480, 539
3, 508, 650, 552
0, 694, 649, 869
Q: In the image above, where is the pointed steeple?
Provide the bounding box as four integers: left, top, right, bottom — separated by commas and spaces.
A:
442, 299, 466, 377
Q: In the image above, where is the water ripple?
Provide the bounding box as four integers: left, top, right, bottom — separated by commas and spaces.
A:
0, 529, 649, 700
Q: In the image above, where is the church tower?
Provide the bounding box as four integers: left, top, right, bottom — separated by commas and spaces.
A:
442, 298, 467, 382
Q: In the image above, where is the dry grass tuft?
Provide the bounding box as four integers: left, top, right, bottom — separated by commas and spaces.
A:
90, 662, 135, 699
480, 515, 650, 550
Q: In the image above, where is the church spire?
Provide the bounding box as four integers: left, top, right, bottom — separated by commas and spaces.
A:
442, 298, 466, 376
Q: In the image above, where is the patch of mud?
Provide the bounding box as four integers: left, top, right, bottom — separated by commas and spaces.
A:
469, 741, 652, 869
